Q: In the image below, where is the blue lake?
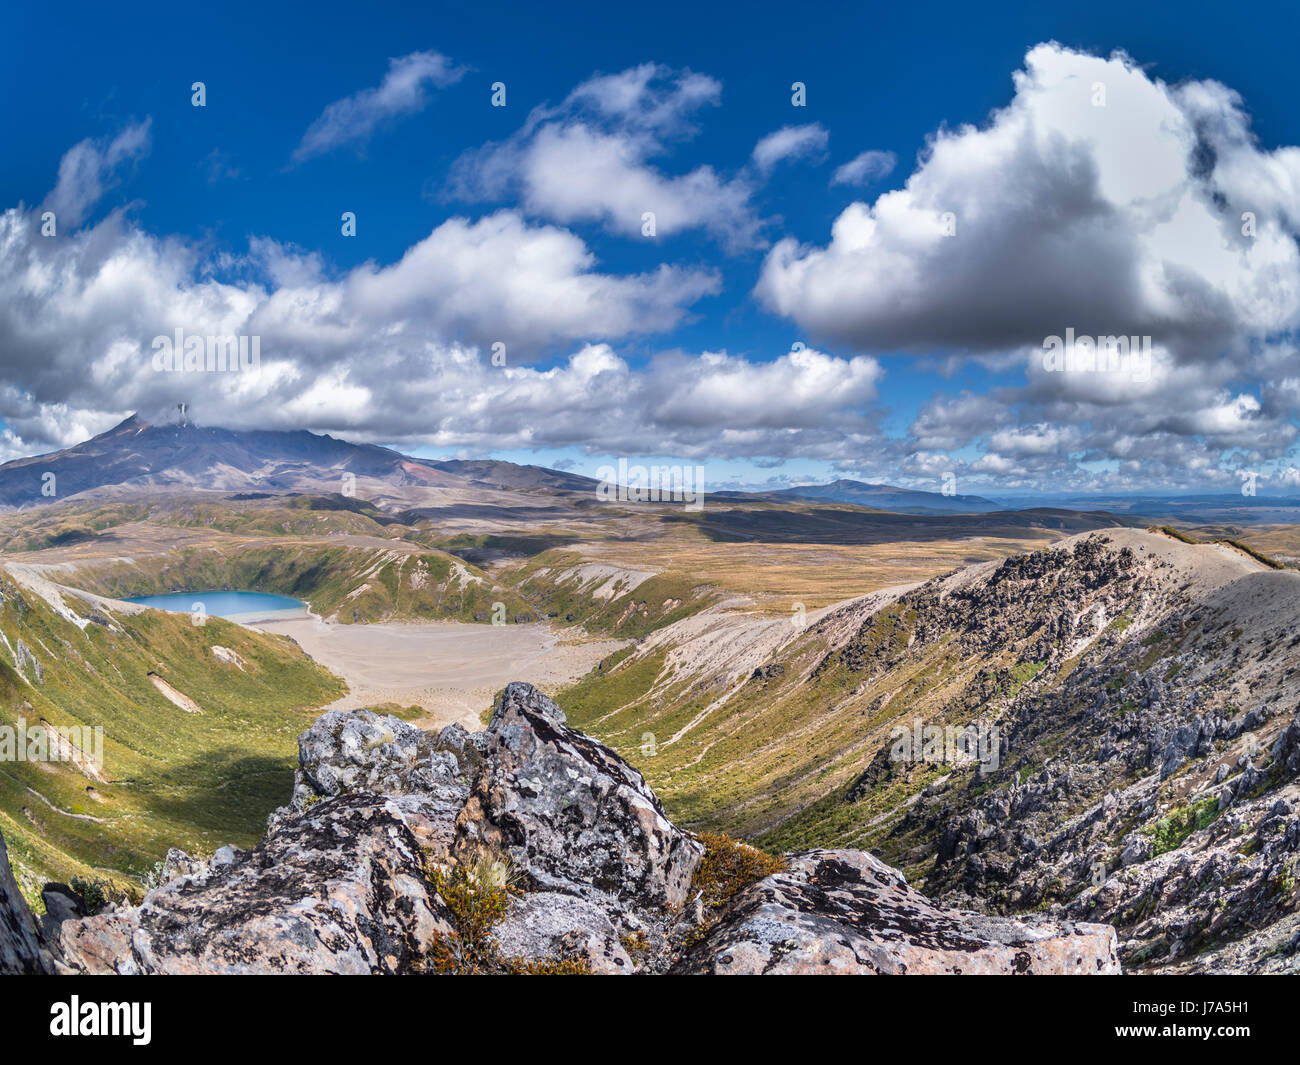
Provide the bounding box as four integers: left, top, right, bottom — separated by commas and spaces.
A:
124, 590, 308, 620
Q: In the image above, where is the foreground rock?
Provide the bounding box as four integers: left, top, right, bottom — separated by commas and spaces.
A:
4, 683, 1120, 975
1, 834, 57, 974
456, 682, 703, 909
675, 849, 1119, 974
60, 795, 455, 974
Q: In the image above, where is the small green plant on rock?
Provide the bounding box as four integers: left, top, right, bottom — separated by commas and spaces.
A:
1148, 797, 1220, 857
693, 832, 787, 911
426, 851, 515, 973
424, 850, 591, 975
68, 875, 113, 914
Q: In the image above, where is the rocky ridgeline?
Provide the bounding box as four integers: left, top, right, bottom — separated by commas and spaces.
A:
838, 531, 1300, 973
1, 683, 1119, 975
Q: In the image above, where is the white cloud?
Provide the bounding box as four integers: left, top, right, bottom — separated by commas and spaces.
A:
989, 423, 1080, 456
0, 202, 724, 454
42, 120, 151, 228
294, 51, 466, 161
752, 124, 829, 172
451, 64, 763, 249
757, 43, 1300, 362
831, 149, 896, 186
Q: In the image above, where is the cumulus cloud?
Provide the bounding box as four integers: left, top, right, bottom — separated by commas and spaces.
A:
0, 188, 881, 460
349, 343, 882, 458
294, 51, 466, 161
41, 120, 151, 228
752, 124, 829, 172
0, 201, 726, 454
831, 149, 896, 186
758, 43, 1300, 362
450, 64, 763, 249
751, 42, 1300, 489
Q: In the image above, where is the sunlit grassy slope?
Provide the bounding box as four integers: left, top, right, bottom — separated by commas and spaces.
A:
0, 568, 346, 906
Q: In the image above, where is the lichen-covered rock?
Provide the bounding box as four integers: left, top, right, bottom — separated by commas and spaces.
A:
287, 708, 460, 805
675, 849, 1120, 975
456, 682, 704, 909
60, 795, 453, 974
270, 707, 469, 861
39, 883, 85, 940
1, 833, 57, 974
491, 891, 634, 974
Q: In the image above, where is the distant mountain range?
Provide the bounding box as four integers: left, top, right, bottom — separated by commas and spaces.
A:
767, 479, 1001, 514
0, 414, 593, 508
1, 416, 1294, 524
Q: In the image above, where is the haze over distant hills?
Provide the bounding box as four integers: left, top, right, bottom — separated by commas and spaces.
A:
766, 479, 1001, 514
0, 414, 1296, 527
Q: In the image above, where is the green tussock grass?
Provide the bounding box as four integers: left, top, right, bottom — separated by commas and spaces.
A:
0, 569, 346, 892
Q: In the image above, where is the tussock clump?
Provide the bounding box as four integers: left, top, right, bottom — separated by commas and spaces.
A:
425, 850, 590, 975
693, 832, 786, 911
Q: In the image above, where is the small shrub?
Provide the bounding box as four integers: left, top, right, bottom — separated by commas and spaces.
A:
425, 850, 588, 975
621, 930, 650, 966
1149, 798, 1220, 857
1271, 859, 1298, 899
68, 875, 113, 914
693, 833, 786, 911
427, 851, 515, 973
503, 957, 593, 975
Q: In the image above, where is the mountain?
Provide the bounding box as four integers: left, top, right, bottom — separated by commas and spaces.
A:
425, 458, 596, 493
997, 492, 1300, 525
768, 479, 1001, 514
0, 414, 466, 507
0, 414, 611, 515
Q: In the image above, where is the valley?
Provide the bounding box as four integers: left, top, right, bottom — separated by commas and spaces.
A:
0, 417, 1297, 975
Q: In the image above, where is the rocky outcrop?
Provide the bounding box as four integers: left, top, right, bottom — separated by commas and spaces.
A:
0, 834, 57, 974
675, 849, 1119, 974
3, 682, 1120, 976
60, 795, 455, 974
813, 531, 1300, 974
456, 682, 703, 909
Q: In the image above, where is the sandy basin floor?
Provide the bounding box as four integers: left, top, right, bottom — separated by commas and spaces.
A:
252, 616, 628, 730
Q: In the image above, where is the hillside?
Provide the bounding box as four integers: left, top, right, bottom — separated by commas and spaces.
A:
33, 534, 536, 625
560, 528, 1300, 972
0, 563, 345, 902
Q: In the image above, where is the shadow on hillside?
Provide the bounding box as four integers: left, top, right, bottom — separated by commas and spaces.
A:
664, 507, 1141, 545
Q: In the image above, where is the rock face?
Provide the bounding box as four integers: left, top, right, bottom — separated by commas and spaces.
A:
828, 533, 1300, 974
456, 682, 703, 909
675, 850, 1119, 975
2, 683, 1121, 976
0, 833, 56, 974
60, 795, 455, 974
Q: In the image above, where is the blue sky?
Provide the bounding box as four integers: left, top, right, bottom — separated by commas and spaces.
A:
2, 0, 1300, 495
